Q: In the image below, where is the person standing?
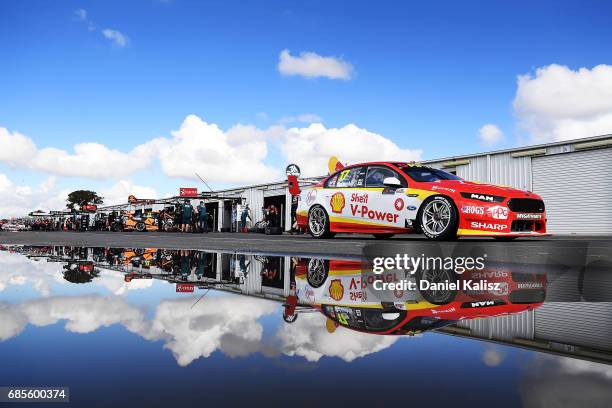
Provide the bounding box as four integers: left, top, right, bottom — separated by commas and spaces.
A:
240, 204, 251, 231
290, 194, 299, 234
158, 208, 165, 232
197, 201, 208, 233
181, 200, 193, 232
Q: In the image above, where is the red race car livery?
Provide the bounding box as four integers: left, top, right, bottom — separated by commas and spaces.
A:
296, 161, 548, 240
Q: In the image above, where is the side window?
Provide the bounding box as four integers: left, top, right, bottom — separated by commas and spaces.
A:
365, 166, 406, 187
332, 166, 365, 188
325, 174, 339, 188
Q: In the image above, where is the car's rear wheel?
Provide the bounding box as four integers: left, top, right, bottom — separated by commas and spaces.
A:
419, 196, 458, 240
135, 222, 146, 232
373, 233, 395, 239
308, 205, 333, 238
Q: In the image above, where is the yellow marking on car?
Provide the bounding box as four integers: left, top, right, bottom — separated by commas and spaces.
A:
457, 228, 504, 235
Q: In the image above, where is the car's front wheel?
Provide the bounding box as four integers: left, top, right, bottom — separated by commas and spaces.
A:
419, 196, 458, 240
308, 205, 333, 238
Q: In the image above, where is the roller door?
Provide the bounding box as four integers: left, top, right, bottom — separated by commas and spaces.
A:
534, 302, 612, 351
532, 148, 612, 234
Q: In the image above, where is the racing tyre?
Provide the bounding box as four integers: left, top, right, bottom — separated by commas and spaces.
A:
373, 233, 395, 239
416, 267, 458, 305
307, 259, 329, 288
418, 196, 458, 240
135, 222, 146, 232
308, 205, 333, 238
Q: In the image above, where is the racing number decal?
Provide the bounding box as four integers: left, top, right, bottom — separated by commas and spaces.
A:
338, 169, 351, 182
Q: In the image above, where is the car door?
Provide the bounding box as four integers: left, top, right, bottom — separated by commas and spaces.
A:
322, 166, 366, 225
361, 165, 409, 229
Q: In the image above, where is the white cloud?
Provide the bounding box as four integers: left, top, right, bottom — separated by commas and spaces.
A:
275, 312, 397, 362
75, 8, 87, 21
151, 296, 277, 366
278, 113, 323, 125
282, 122, 422, 176
100, 180, 158, 206
151, 114, 282, 184
479, 124, 504, 147
0, 174, 67, 218
102, 29, 128, 47
482, 345, 505, 367
514, 64, 612, 143
0, 127, 155, 179
0, 116, 423, 202
278, 49, 353, 80
0, 303, 29, 341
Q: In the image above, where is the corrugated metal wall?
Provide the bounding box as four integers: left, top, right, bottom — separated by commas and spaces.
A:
243, 187, 264, 225
532, 148, 612, 234
489, 153, 532, 191
455, 310, 534, 341
456, 156, 488, 183
535, 303, 612, 351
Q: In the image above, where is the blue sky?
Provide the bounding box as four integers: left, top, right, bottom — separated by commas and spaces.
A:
1, 0, 612, 214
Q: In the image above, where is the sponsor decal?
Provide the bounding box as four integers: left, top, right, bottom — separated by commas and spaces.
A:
179, 187, 198, 197
306, 189, 317, 205
517, 282, 544, 289
176, 283, 195, 293
516, 213, 542, 220
470, 271, 508, 279
394, 198, 405, 211
350, 205, 399, 223
431, 307, 456, 314
328, 279, 344, 301
330, 192, 346, 213
432, 185, 456, 193
488, 205, 509, 220
303, 287, 315, 302
461, 299, 506, 308
461, 192, 505, 203
461, 205, 485, 215
351, 193, 369, 203
471, 221, 508, 231
407, 206, 417, 211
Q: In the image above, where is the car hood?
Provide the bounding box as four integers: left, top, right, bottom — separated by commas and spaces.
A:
434, 180, 541, 199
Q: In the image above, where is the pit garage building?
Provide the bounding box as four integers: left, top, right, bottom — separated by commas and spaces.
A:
103, 134, 611, 235
203, 133, 610, 235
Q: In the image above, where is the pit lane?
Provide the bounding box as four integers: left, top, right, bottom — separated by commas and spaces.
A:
2, 231, 611, 262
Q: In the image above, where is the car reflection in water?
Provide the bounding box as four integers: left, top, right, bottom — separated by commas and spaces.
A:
7, 245, 546, 338
292, 258, 546, 336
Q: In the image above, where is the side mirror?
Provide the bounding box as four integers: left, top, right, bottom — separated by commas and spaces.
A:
383, 177, 402, 188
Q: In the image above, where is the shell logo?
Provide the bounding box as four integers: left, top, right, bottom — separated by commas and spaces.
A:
328, 279, 344, 301
394, 198, 404, 211
330, 192, 346, 213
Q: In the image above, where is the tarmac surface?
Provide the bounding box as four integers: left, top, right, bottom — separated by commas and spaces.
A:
2, 231, 611, 263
